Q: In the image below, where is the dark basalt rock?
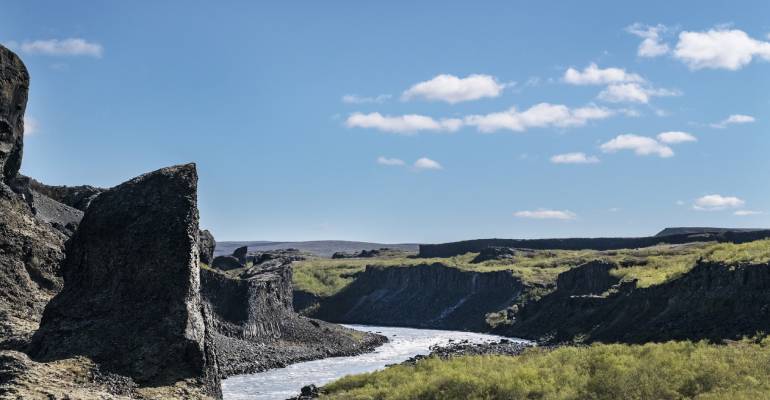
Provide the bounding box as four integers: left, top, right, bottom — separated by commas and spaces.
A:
0, 45, 29, 185
555, 260, 619, 296
21, 175, 104, 211
212, 255, 243, 270
471, 246, 518, 263
201, 258, 386, 377
0, 182, 66, 349
498, 260, 770, 344
232, 245, 248, 264
9, 175, 84, 237
199, 229, 216, 265
331, 249, 383, 259
309, 263, 525, 331
29, 164, 221, 397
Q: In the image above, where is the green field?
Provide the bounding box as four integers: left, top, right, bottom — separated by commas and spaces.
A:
322, 339, 770, 400
292, 239, 770, 298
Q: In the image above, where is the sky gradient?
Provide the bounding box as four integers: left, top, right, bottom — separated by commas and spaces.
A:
2, 1, 769, 242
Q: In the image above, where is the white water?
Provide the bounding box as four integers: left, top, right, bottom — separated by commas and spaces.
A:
222, 325, 523, 400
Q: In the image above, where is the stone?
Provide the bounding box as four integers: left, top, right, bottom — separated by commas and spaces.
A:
29, 164, 220, 397
232, 246, 248, 264
0, 45, 29, 184
199, 229, 216, 265
212, 255, 243, 270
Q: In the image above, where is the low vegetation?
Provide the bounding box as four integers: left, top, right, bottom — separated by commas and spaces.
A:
294, 240, 770, 298
323, 339, 770, 400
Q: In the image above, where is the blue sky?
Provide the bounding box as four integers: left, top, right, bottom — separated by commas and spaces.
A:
2, 1, 769, 242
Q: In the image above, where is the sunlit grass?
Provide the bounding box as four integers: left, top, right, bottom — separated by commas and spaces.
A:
323, 339, 770, 400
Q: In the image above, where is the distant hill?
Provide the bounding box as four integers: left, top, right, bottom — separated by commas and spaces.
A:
215, 240, 420, 258
655, 227, 765, 237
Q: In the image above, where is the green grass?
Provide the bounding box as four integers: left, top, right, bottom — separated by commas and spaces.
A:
292, 239, 770, 298
322, 339, 770, 400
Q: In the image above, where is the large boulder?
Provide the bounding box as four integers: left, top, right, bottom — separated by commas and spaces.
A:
29, 164, 220, 397
0, 45, 29, 184
0, 183, 66, 349
232, 245, 248, 264
212, 255, 242, 270
199, 229, 216, 265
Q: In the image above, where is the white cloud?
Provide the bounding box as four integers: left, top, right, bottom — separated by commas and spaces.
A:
734, 210, 763, 216
402, 74, 505, 104
514, 209, 577, 220
710, 114, 756, 128
377, 156, 405, 166
674, 28, 770, 70
345, 112, 462, 134
693, 194, 745, 210
464, 103, 613, 133
657, 131, 697, 144
600, 134, 674, 158
23, 117, 39, 136
413, 157, 442, 170
342, 94, 391, 104
626, 23, 670, 57
550, 152, 599, 164
563, 63, 644, 85
598, 83, 681, 104
20, 38, 103, 57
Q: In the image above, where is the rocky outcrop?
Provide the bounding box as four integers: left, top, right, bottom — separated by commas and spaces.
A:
497, 260, 770, 344
419, 230, 770, 258
29, 164, 221, 397
471, 246, 524, 263
201, 259, 386, 377
10, 175, 85, 237
232, 245, 248, 264
331, 249, 385, 259
0, 182, 66, 349
655, 227, 763, 237
0, 45, 29, 184
555, 261, 619, 296
307, 263, 525, 331
199, 229, 216, 265
21, 175, 104, 211
212, 255, 242, 270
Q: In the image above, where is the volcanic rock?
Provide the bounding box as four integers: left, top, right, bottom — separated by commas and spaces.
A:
0, 45, 29, 184
232, 245, 248, 264
29, 164, 221, 397
200, 229, 216, 265
212, 255, 243, 270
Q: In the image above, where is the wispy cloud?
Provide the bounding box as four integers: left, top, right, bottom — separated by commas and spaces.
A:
657, 131, 697, 144
563, 63, 644, 85
734, 210, 763, 216
693, 194, 745, 211
550, 152, 599, 164
464, 103, 614, 133
598, 83, 681, 104
626, 23, 670, 57
674, 28, 770, 70
342, 94, 392, 104
514, 209, 577, 220
345, 112, 462, 134
23, 117, 39, 136
402, 74, 505, 104
710, 114, 756, 128
600, 134, 674, 158
20, 38, 103, 57
413, 157, 443, 170
376, 156, 405, 166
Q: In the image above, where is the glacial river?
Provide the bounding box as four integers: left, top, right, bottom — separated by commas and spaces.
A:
222, 325, 520, 400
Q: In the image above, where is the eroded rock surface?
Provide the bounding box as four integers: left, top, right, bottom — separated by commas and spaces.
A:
0, 45, 28, 184
202, 257, 386, 377
199, 229, 216, 265
29, 164, 221, 397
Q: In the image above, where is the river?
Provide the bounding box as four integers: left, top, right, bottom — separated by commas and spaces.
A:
222, 325, 522, 400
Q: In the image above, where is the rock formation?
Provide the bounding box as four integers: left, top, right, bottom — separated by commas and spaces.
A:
199, 229, 216, 265
211, 255, 243, 270
29, 164, 221, 397
307, 263, 524, 331
232, 245, 248, 264
471, 246, 521, 263
0, 45, 28, 184
202, 255, 385, 377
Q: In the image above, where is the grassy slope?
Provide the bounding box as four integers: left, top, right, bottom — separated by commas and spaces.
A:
293, 239, 770, 298
323, 339, 770, 400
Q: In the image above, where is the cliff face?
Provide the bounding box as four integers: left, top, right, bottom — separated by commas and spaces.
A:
498, 260, 770, 343
307, 263, 525, 331
419, 230, 770, 258
29, 164, 221, 397
201, 261, 386, 377
0, 45, 28, 184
